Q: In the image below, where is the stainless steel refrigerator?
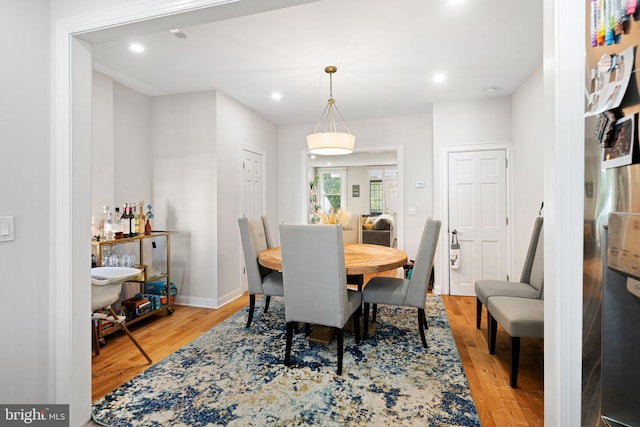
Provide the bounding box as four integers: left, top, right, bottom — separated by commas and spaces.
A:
584, 3, 640, 424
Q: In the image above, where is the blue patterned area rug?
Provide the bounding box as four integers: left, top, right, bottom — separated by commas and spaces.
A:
92, 295, 480, 426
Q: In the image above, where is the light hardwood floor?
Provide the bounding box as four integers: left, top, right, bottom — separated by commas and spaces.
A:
92, 290, 543, 425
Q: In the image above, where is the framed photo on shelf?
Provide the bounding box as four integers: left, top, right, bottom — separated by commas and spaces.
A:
603, 114, 636, 169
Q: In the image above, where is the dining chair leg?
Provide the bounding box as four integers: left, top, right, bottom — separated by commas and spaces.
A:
489, 314, 498, 354
304, 323, 311, 337
476, 297, 482, 329
421, 308, 429, 330
372, 303, 377, 323
417, 308, 427, 348
246, 294, 256, 328
363, 303, 370, 339
264, 295, 271, 313
336, 328, 344, 375
510, 336, 521, 388
285, 321, 295, 367
353, 306, 361, 344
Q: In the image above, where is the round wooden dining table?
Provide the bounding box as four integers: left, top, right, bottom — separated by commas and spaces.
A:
258, 243, 408, 275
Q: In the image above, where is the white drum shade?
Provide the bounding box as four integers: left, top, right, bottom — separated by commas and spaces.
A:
306, 132, 356, 155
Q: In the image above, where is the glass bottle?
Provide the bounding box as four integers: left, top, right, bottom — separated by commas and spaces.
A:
114, 207, 121, 236
104, 209, 114, 241
132, 205, 139, 237
121, 203, 130, 237
128, 205, 135, 237
137, 201, 146, 236
98, 206, 108, 240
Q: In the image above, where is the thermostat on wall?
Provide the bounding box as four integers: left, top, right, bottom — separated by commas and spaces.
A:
415, 181, 425, 188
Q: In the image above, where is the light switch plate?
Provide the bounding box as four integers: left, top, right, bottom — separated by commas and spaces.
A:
0, 216, 15, 242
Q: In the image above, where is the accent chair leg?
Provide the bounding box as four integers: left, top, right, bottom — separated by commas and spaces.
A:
304, 323, 311, 336
285, 321, 295, 367
363, 303, 370, 339
92, 319, 101, 356
264, 295, 271, 313
476, 297, 482, 329
107, 307, 152, 364
489, 314, 497, 354
246, 294, 256, 328
510, 336, 521, 388
418, 308, 427, 348
337, 328, 344, 375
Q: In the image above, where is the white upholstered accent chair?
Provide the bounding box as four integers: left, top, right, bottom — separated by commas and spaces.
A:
474, 217, 544, 332
238, 216, 284, 328
362, 218, 441, 348
91, 271, 152, 364
279, 224, 361, 375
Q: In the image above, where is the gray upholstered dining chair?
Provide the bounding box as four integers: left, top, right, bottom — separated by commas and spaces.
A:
362, 218, 441, 348
474, 216, 543, 331
238, 216, 284, 328
279, 224, 361, 375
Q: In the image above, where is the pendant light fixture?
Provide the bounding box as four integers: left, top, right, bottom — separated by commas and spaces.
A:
306, 66, 356, 155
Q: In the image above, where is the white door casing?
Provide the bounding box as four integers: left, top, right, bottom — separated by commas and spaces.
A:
448, 149, 508, 296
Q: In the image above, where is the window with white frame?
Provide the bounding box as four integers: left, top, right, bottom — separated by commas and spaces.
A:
318, 168, 346, 213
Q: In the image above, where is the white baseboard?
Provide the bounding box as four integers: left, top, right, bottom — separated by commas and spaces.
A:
175, 289, 245, 309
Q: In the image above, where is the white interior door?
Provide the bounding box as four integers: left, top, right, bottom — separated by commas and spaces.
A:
241, 149, 264, 291
448, 149, 508, 296
242, 149, 263, 217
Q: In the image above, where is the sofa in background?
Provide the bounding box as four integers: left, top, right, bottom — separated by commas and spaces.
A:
361, 214, 394, 247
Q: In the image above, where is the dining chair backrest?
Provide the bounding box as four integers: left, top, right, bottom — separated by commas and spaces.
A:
280, 224, 349, 328
238, 216, 272, 295
405, 218, 441, 309
520, 216, 543, 283
520, 217, 544, 295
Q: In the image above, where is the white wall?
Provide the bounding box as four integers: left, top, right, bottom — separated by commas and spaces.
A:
345, 166, 371, 215
0, 0, 51, 405
92, 83, 277, 308
432, 96, 513, 290
215, 91, 279, 304
512, 65, 545, 273
432, 81, 545, 290
151, 91, 218, 305
113, 82, 152, 207
91, 71, 115, 217
92, 74, 153, 220
279, 113, 432, 260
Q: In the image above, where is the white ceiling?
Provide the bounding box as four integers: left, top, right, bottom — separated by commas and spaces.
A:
89, 0, 542, 128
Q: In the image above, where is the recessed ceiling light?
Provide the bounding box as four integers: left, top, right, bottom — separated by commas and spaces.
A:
310, 155, 316, 159
129, 43, 145, 53
271, 92, 282, 101
484, 86, 502, 94
432, 73, 446, 83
